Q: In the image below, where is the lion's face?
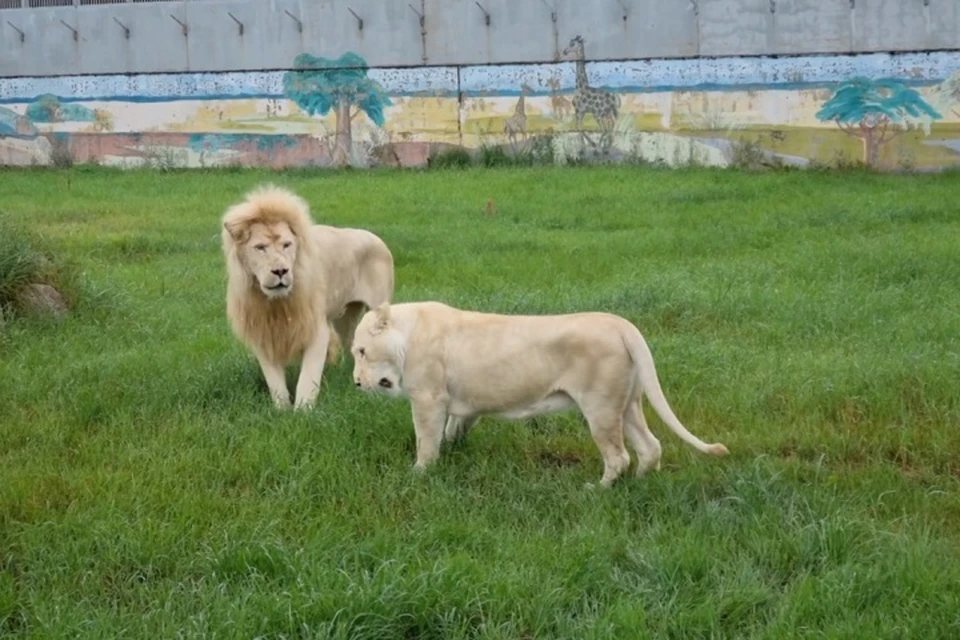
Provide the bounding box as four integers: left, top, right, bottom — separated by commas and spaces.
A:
239, 221, 299, 299
351, 306, 405, 398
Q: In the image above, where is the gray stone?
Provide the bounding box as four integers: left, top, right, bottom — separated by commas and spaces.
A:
18, 283, 69, 320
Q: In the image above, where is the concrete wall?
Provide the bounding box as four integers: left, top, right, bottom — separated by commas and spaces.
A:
2, 0, 959, 78
3, 49, 959, 172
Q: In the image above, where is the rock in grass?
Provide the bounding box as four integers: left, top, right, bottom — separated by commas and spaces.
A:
17, 283, 68, 320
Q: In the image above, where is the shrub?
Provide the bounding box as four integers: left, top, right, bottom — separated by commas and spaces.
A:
428, 146, 473, 170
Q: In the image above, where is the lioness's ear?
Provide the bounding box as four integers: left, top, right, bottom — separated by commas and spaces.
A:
370, 302, 391, 334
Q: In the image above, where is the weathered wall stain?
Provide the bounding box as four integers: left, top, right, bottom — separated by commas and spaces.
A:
1, 47, 959, 171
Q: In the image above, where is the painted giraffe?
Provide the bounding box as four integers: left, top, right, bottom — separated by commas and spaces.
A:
560, 35, 620, 134
503, 83, 533, 148
546, 76, 573, 120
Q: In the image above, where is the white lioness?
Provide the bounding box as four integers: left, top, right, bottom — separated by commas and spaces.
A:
221, 184, 394, 409
351, 301, 729, 486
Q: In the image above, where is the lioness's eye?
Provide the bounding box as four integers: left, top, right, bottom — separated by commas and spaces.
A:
282, 241, 292, 249
254, 244, 267, 251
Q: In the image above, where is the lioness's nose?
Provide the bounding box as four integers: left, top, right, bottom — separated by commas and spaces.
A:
271, 268, 288, 277
354, 380, 361, 387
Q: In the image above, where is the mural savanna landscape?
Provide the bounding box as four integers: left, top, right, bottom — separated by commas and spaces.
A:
2, 41, 959, 171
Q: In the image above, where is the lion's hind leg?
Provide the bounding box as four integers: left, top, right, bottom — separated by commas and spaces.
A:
332, 301, 367, 357
325, 325, 342, 365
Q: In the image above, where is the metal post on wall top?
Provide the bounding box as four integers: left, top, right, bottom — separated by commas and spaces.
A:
170, 14, 188, 38
113, 17, 130, 40
474, 1, 490, 27
6, 21, 25, 44
615, 0, 629, 22
59, 19, 78, 42
540, 0, 559, 60
283, 9, 302, 33
347, 7, 363, 31
408, 3, 426, 64
228, 11, 244, 37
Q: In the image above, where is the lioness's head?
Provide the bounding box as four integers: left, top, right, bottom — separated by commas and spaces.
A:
222, 185, 314, 300
352, 303, 405, 397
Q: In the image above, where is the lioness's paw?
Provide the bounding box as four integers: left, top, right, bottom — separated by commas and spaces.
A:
584, 481, 614, 491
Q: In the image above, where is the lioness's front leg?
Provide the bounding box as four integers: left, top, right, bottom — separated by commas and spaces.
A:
411, 396, 448, 470
257, 354, 290, 409
293, 323, 331, 410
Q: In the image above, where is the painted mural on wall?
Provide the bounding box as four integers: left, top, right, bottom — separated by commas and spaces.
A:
1, 43, 959, 171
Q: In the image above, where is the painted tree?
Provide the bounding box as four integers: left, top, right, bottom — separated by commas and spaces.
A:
282, 52, 392, 166
938, 70, 960, 118
816, 77, 941, 167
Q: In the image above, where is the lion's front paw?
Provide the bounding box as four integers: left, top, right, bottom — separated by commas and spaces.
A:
293, 398, 315, 411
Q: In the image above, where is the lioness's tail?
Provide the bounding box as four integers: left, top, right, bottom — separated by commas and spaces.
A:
623, 328, 729, 457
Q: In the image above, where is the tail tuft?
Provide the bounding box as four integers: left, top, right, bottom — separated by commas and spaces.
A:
707, 443, 730, 456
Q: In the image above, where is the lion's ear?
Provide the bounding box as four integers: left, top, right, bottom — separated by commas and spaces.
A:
370, 302, 391, 334
223, 219, 248, 244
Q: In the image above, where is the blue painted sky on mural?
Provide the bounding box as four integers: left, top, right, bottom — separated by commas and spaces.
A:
0, 51, 955, 105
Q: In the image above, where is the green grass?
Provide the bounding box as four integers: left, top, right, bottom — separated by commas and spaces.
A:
1, 164, 959, 638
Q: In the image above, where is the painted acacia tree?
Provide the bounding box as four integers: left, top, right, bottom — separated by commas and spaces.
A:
938, 71, 960, 118
816, 77, 941, 167
282, 52, 392, 166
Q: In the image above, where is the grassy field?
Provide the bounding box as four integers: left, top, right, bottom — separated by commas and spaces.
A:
1, 165, 959, 638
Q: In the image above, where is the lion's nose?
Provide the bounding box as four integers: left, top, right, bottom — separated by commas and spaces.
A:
354, 380, 361, 387
271, 268, 288, 277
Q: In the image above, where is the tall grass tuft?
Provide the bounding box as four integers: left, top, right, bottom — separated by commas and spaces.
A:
0, 216, 76, 317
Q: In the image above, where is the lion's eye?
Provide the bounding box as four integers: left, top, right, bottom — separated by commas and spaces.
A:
282, 241, 292, 249
254, 244, 267, 251
358, 348, 365, 357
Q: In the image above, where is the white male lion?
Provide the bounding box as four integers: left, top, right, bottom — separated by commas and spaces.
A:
221, 184, 394, 409
350, 301, 729, 487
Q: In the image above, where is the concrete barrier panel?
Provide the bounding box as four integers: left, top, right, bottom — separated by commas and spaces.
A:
924, 0, 958, 50
425, 0, 557, 65
625, 0, 698, 59
184, 0, 303, 72
852, 0, 931, 52
771, 0, 851, 54
301, 0, 425, 68
698, 0, 773, 57
556, 0, 698, 61
76, 3, 189, 75
556, 0, 629, 61
1, 12, 29, 77
0, 6, 80, 77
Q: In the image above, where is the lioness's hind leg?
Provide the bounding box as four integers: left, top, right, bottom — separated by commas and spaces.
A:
582, 403, 631, 488
443, 416, 477, 444
624, 399, 662, 476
